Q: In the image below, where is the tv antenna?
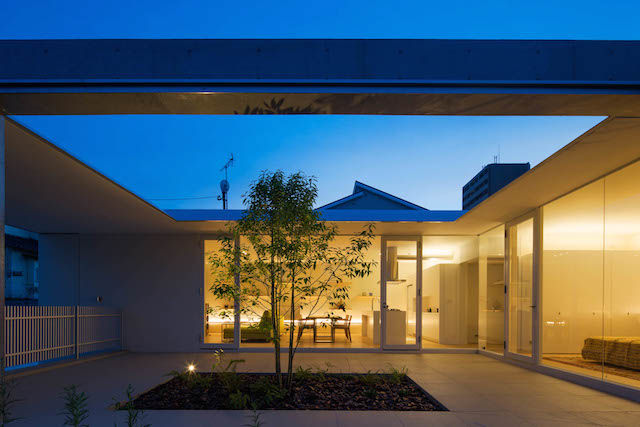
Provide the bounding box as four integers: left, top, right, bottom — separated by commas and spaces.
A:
218, 154, 234, 210
492, 145, 501, 164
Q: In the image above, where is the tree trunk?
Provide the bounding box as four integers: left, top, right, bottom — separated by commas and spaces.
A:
286, 271, 296, 391
270, 247, 282, 387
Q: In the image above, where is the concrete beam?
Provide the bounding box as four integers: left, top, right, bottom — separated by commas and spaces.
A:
1, 39, 640, 116
1, 39, 640, 85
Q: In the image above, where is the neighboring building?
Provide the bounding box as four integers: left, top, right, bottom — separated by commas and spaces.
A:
319, 181, 429, 211
4, 227, 39, 305
462, 163, 530, 210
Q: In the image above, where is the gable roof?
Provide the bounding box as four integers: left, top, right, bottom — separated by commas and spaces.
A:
318, 181, 429, 211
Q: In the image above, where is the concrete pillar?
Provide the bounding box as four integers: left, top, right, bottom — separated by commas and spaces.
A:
0, 115, 5, 372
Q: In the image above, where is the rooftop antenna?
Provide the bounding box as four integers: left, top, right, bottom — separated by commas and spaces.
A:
492, 145, 501, 164
218, 153, 234, 210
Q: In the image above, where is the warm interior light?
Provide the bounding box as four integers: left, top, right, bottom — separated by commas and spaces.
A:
422, 248, 453, 257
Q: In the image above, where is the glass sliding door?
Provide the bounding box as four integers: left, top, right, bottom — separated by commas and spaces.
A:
478, 225, 505, 354
381, 237, 421, 350
506, 215, 537, 360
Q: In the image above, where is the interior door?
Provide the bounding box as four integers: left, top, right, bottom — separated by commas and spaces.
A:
505, 214, 538, 361
381, 237, 421, 350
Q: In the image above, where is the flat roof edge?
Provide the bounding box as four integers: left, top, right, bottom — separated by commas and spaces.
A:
164, 209, 465, 223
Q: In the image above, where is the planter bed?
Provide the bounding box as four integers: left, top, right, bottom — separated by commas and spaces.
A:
132, 372, 448, 411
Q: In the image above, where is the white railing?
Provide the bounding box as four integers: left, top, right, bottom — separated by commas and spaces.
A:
4, 306, 123, 370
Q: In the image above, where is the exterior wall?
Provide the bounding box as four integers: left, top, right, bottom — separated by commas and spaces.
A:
39, 234, 203, 352
39, 235, 79, 305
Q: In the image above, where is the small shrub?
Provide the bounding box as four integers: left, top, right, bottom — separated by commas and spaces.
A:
314, 361, 335, 382
166, 369, 188, 382
228, 390, 251, 410
0, 373, 21, 425
60, 385, 89, 427
193, 374, 216, 389
211, 349, 245, 374
386, 364, 408, 384
249, 377, 286, 408
210, 349, 246, 393
293, 366, 313, 382
359, 370, 382, 387
218, 371, 243, 394
113, 384, 150, 427
243, 406, 265, 427
166, 369, 212, 390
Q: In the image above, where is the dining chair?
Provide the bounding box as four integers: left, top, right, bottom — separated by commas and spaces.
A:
297, 317, 315, 340
333, 315, 352, 342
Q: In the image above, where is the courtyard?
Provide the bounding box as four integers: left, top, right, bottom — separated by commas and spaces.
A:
9, 352, 640, 426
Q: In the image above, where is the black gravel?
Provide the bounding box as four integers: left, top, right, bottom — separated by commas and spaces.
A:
132, 373, 448, 411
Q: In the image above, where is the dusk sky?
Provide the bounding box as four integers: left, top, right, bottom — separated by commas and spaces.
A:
12, 115, 603, 210
4, 1, 636, 210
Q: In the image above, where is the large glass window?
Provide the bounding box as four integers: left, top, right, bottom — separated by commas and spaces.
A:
203, 239, 236, 345
603, 161, 640, 387
478, 225, 505, 354
421, 236, 479, 349
541, 159, 640, 390
237, 235, 381, 349
541, 180, 605, 378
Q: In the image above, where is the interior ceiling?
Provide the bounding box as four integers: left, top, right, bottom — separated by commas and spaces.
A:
5, 116, 640, 236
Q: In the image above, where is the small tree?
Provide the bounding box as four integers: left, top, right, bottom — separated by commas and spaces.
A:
209, 171, 375, 388
60, 385, 89, 427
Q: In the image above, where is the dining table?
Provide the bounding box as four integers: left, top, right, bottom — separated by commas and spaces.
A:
304, 315, 338, 343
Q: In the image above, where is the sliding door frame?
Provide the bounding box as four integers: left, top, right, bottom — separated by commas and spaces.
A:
504, 209, 541, 364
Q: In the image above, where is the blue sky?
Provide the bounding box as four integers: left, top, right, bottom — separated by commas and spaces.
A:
13, 115, 603, 210
4, 1, 633, 210
2, 1, 640, 39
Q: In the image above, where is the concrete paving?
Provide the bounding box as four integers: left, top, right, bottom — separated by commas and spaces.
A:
8, 352, 640, 426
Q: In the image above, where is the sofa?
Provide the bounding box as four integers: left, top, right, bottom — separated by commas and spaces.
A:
223, 310, 284, 343
581, 337, 640, 370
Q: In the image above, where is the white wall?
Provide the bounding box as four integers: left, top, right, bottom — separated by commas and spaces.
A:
40, 234, 203, 352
